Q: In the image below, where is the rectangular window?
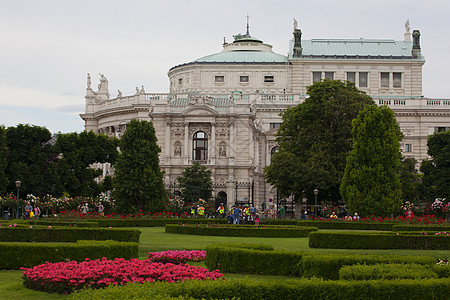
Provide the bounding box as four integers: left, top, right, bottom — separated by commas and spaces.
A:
215, 76, 224, 83
264, 75, 274, 83
381, 72, 390, 88
270, 123, 282, 130
347, 72, 356, 84
359, 72, 368, 87
325, 72, 334, 80
178, 78, 183, 85
393, 72, 402, 88
434, 127, 450, 133
404, 144, 412, 153
313, 72, 322, 82
240, 76, 249, 82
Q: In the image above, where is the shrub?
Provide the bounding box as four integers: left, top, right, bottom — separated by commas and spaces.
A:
166, 224, 317, 237
339, 263, 438, 280
70, 277, 450, 300
297, 220, 394, 230
0, 227, 140, 243
148, 250, 207, 264
0, 240, 138, 269
393, 224, 450, 232
94, 218, 227, 227
309, 231, 450, 250
299, 253, 435, 280
22, 258, 223, 294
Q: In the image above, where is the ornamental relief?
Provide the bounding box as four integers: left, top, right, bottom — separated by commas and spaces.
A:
170, 122, 185, 138
402, 128, 414, 136
268, 140, 278, 149
216, 123, 230, 138
189, 123, 211, 137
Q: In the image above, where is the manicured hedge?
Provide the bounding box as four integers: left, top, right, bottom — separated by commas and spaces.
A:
309, 231, 450, 250
393, 224, 450, 232
166, 224, 317, 237
205, 242, 302, 276
339, 263, 438, 280
0, 240, 138, 269
205, 242, 436, 279
299, 254, 436, 280
266, 220, 298, 225
297, 220, 395, 231
70, 277, 450, 300
0, 227, 141, 243
25, 220, 99, 227
94, 218, 227, 227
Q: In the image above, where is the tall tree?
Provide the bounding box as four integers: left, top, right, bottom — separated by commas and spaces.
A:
340, 105, 403, 217
265, 79, 374, 203
54, 131, 118, 197
398, 157, 421, 204
112, 119, 166, 213
5, 124, 54, 197
0, 126, 7, 194
420, 130, 450, 201
177, 162, 213, 204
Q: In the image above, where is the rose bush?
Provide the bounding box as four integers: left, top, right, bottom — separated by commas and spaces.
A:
21, 257, 223, 294
148, 250, 206, 264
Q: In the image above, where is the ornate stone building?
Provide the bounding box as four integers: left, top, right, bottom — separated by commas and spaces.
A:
81, 21, 450, 209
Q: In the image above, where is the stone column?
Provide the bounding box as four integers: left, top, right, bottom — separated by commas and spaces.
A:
229, 118, 235, 165
183, 122, 189, 165
165, 118, 171, 164
210, 122, 216, 164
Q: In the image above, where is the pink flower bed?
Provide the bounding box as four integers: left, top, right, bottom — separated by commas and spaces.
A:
148, 250, 206, 263
21, 257, 223, 294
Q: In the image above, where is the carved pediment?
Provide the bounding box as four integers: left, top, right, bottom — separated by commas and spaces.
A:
182, 105, 219, 117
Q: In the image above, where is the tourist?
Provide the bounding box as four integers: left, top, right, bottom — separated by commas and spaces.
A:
98, 202, 104, 216
24, 202, 33, 219
353, 213, 360, 220
279, 205, 285, 219
198, 205, 205, 217
254, 214, 260, 225
216, 203, 225, 218
330, 211, 338, 219
233, 205, 240, 224
33, 205, 41, 220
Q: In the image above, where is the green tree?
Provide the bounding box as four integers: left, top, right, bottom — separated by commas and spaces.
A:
398, 157, 420, 204
112, 119, 166, 213
5, 124, 55, 197
420, 130, 450, 201
177, 162, 213, 204
54, 131, 118, 197
340, 105, 403, 217
265, 79, 374, 203
0, 126, 7, 194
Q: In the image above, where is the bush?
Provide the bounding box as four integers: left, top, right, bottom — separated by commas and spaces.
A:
339, 263, 438, 280
25, 220, 99, 227
299, 253, 435, 280
393, 224, 450, 232
205, 242, 303, 276
0, 240, 138, 269
309, 231, 450, 250
297, 220, 394, 230
94, 218, 227, 227
70, 277, 450, 300
0, 226, 141, 243
166, 224, 317, 237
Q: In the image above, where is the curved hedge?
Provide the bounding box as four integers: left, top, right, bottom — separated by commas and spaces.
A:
94, 218, 227, 227
0, 227, 141, 243
309, 231, 450, 250
165, 224, 317, 237
70, 277, 450, 300
0, 240, 138, 269
297, 220, 395, 231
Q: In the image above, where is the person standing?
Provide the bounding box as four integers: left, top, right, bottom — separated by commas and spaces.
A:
233, 206, 241, 224
98, 202, 104, 216
279, 205, 286, 219
24, 202, 33, 219
34, 206, 41, 220
216, 203, 225, 218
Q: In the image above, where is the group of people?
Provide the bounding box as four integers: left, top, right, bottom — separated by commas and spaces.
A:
78, 202, 104, 215
23, 202, 41, 220
226, 204, 259, 225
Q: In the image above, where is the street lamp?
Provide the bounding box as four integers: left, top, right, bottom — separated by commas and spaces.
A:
15, 180, 21, 219
313, 188, 319, 218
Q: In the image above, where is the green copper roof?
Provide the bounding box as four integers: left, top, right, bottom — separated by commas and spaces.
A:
194, 51, 288, 63
289, 39, 422, 60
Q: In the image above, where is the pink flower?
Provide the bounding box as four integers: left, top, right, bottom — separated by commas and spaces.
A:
48, 226, 52, 229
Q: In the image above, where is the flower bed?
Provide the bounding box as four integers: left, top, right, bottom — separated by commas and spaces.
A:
21, 257, 223, 294
148, 250, 206, 264
165, 224, 318, 237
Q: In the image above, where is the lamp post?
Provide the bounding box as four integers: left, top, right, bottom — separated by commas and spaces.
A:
15, 180, 21, 219
313, 188, 319, 218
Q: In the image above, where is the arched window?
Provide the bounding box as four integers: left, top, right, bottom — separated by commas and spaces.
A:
271, 146, 279, 157
193, 131, 208, 161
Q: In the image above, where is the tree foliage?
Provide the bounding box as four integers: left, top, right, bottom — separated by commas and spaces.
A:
54, 131, 118, 197
420, 130, 450, 201
265, 79, 374, 203
398, 157, 421, 204
177, 162, 213, 204
340, 105, 403, 217
112, 119, 166, 213
5, 124, 54, 197
0, 126, 7, 195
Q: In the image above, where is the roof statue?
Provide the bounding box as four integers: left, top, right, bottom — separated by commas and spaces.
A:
98, 73, 108, 91
404, 19, 411, 42
293, 18, 298, 31
87, 73, 91, 89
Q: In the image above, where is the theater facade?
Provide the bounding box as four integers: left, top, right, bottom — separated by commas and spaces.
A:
80, 21, 450, 209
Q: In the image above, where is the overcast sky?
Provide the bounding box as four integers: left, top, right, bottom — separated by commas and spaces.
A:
1, 0, 449, 133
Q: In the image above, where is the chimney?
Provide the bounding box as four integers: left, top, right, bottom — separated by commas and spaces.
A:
412, 30, 421, 59
293, 29, 302, 58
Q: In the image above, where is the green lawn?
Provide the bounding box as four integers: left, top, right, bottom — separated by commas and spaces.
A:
1, 226, 447, 299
